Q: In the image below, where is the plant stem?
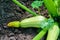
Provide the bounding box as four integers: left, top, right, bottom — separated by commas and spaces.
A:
12, 0, 38, 16
32, 28, 47, 40
38, 8, 41, 14
58, 0, 60, 16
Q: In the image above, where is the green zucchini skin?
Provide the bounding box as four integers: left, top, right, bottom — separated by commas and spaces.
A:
20, 16, 54, 29
7, 16, 47, 28
46, 23, 59, 40
20, 16, 47, 28
8, 16, 54, 29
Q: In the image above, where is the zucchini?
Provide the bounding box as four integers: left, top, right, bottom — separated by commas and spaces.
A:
21, 16, 47, 28
46, 23, 59, 40
7, 16, 54, 29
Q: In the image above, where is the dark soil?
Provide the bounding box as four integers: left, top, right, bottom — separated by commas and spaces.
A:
0, 0, 60, 40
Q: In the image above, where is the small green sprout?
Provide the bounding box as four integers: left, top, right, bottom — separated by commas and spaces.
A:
31, 1, 43, 14
31, 1, 43, 8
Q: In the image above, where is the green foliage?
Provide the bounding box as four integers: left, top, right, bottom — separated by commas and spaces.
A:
58, 0, 60, 15
54, 0, 58, 7
58, 0, 60, 8
43, 0, 58, 17
40, 18, 54, 29
31, 1, 43, 8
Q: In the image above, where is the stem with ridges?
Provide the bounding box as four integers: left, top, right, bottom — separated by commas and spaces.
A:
12, 0, 38, 16
32, 28, 47, 40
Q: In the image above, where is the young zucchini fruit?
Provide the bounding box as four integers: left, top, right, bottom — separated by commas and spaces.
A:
7, 16, 54, 29
46, 23, 59, 40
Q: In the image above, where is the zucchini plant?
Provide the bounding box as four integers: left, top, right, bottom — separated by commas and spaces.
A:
7, 0, 60, 40
31, 0, 43, 14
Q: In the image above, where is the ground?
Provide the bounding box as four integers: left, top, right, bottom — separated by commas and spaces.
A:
0, 0, 60, 40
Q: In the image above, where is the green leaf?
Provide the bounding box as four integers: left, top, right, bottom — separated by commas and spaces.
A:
54, 0, 58, 7
58, 0, 60, 15
31, 1, 43, 8
43, 0, 58, 17
58, 0, 60, 8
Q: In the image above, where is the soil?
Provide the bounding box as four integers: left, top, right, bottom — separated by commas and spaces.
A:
0, 0, 60, 40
